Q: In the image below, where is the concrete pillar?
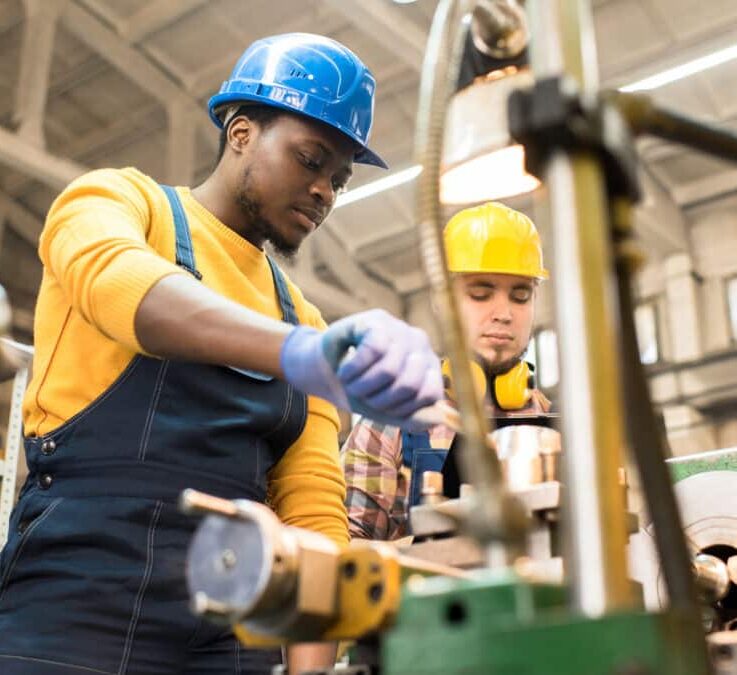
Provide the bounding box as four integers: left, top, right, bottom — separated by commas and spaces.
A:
404, 288, 440, 351
662, 404, 717, 456
13, 0, 68, 147
664, 253, 702, 362
689, 207, 737, 353
717, 418, 737, 449
700, 277, 731, 353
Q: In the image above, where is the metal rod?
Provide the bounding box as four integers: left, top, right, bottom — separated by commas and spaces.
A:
415, 0, 524, 548
526, 0, 634, 616
179, 488, 240, 518
396, 554, 474, 580
613, 223, 701, 613
612, 91, 737, 164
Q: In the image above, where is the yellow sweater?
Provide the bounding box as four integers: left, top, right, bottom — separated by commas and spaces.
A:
24, 167, 348, 545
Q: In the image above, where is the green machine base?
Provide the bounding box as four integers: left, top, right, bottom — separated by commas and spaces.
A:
383, 571, 709, 675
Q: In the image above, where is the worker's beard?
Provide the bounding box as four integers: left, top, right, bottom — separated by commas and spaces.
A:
236, 172, 299, 259
478, 340, 531, 378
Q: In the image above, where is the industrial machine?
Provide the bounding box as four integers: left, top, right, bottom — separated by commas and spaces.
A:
182, 1, 737, 673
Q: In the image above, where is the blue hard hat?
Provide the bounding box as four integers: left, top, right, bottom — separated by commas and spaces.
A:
208, 33, 387, 169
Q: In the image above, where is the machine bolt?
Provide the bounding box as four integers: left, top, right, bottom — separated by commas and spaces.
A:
368, 582, 383, 603
221, 548, 237, 570
179, 488, 239, 518
342, 560, 357, 580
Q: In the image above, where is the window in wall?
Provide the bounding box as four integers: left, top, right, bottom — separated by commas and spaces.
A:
634, 301, 659, 365
533, 328, 559, 389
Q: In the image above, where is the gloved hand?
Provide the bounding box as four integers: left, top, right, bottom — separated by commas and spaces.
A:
280, 309, 443, 430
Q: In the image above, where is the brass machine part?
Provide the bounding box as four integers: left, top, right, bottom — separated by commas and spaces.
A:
421, 471, 445, 504
183, 490, 472, 647
727, 555, 737, 586
692, 554, 731, 604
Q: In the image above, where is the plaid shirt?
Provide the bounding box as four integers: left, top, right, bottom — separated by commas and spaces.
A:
341, 389, 550, 541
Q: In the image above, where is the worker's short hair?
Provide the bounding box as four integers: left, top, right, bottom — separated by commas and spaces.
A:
216, 104, 284, 163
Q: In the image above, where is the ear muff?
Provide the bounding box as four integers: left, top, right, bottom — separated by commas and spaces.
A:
441, 359, 487, 402
441, 358, 533, 410
492, 360, 532, 410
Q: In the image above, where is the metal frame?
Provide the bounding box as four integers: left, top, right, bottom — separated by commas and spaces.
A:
1, 367, 28, 546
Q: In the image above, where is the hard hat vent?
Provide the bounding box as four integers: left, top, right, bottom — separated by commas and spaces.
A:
290, 68, 309, 79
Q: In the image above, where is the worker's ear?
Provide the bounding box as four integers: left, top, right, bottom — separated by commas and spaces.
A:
226, 115, 254, 154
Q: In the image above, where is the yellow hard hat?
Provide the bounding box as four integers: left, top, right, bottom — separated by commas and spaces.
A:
444, 202, 548, 279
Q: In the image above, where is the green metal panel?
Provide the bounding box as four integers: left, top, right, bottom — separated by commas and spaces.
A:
668, 447, 737, 484
383, 572, 709, 675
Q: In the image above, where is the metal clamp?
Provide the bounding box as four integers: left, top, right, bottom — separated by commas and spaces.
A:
508, 75, 641, 202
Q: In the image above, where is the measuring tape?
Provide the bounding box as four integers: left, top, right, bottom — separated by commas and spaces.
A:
0, 367, 28, 547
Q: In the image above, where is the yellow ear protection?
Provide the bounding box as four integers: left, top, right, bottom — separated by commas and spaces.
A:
492, 360, 532, 410
442, 359, 533, 411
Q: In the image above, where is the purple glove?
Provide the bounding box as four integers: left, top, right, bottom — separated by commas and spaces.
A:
280, 309, 443, 430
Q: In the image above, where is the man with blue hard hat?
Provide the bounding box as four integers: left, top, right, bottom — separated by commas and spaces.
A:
0, 34, 442, 674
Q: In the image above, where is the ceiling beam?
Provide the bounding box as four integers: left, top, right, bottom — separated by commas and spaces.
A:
166, 106, 197, 185
185, 8, 347, 96
279, 238, 366, 319
13, 0, 68, 147
313, 224, 402, 315
61, 2, 217, 152
673, 167, 737, 207
353, 225, 418, 264
320, 0, 426, 72
2, 105, 162, 197
0, 190, 44, 246
0, 125, 86, 192
119, 0, 210, 43
634, 167, 689, 256
0, 206, 6, 257
602, 21, 737, 89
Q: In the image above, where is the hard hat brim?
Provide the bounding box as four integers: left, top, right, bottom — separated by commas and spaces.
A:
209, 95, 388, 169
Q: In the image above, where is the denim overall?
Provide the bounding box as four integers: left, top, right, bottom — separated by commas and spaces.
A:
0, 186, 306, 674
401, 431, 448, 511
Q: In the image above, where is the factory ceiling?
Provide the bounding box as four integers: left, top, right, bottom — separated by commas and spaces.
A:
1, 0, 737, 335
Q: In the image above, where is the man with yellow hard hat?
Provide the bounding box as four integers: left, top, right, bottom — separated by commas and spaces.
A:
341, 201, 551, 540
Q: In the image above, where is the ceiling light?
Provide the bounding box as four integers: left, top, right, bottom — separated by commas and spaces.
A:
334, 165, 422, 208
440, 67, 538, 204
620, 44, 737, 92
440, 144, 540, 203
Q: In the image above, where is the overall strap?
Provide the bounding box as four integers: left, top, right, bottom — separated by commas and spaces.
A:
266, 256, 299, 325
401, 430, 432, 467
160, 184, 202, 280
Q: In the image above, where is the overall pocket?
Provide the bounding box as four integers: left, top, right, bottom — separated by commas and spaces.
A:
0, 495, 63, 599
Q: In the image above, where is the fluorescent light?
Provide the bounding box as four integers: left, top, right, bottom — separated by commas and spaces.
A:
334, 164, 422, 208
620, 44, 737, 92
336, 44, 737, 207
440, 144, 540, 203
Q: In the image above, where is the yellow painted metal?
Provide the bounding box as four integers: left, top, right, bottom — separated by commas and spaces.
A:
232, 542, 471, 647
